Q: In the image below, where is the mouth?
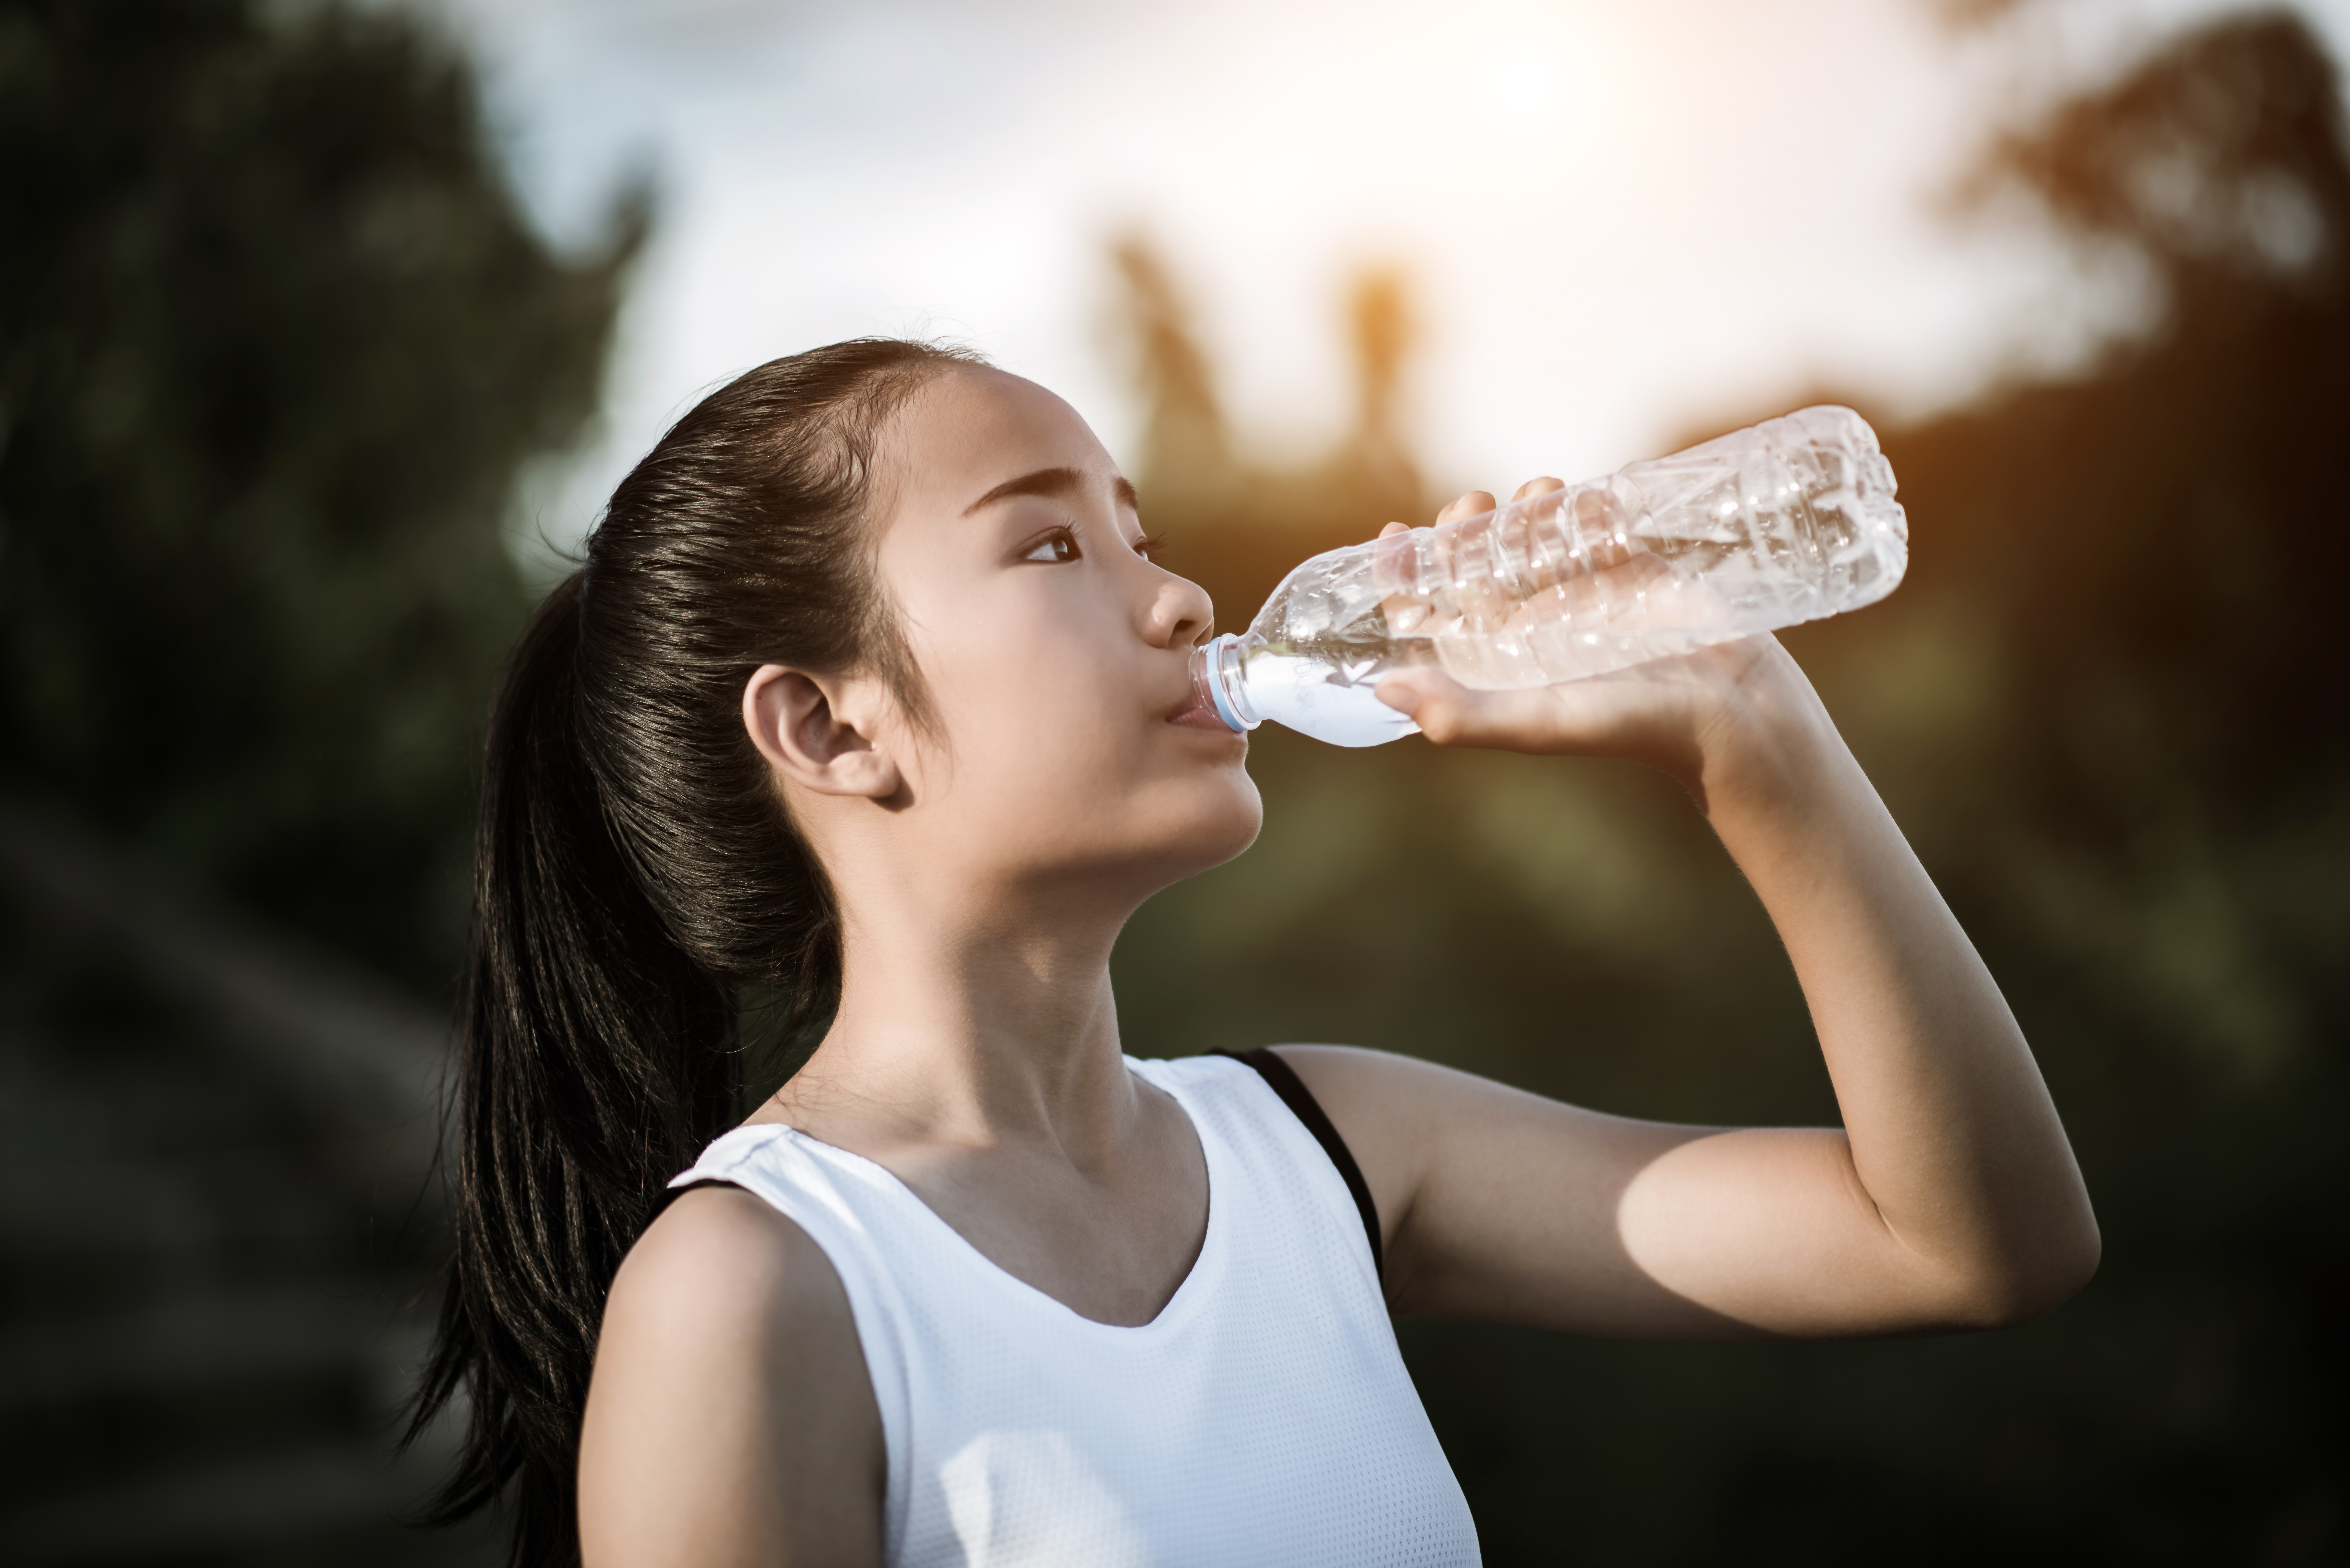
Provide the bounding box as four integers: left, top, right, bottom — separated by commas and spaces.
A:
1167, 657, 1239, 732
1167, 688, 1235, 731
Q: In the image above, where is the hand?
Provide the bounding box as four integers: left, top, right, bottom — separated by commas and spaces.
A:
1370, 480, 1834, 814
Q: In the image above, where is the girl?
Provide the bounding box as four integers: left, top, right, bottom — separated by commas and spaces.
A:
413, 339, 2099, 1567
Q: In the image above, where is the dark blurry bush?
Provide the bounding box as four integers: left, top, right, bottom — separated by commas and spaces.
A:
0, 0, 640, 988
1111, 10, 2347, 1562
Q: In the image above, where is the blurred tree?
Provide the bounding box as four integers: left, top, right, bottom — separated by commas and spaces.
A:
1947, 6, 2350, 818
1108, 236, 1428, 635
1110, 232, 1233, 519
0, 0, 641, 987
1342, 264, 1421, 511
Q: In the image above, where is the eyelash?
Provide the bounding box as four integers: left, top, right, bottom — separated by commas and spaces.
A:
1026, 529, 1168, 564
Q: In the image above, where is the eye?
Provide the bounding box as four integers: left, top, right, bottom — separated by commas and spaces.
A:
1021, 529, 1081, 564
1132, 532, 1168, 562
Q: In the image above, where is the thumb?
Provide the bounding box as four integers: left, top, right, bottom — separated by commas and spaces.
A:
1374, 666, 1581, 752
1373, 665, 1463, 719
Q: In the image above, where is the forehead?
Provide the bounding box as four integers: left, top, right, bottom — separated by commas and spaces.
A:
882, 367, 1115, 507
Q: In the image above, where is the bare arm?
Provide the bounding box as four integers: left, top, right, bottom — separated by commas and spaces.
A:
1287, 488, 2100, 1339
579, 1187, 883, 1567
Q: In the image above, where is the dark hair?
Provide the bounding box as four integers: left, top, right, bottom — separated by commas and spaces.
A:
405, 339, 982, 1566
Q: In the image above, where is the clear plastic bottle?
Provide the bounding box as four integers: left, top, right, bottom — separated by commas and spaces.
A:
1190, 405, 1908, 747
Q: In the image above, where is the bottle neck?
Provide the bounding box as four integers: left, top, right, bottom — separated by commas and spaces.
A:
1194, 633, 1258, 732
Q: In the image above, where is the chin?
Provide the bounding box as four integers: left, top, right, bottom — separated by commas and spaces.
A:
1147, 771, 1264, 881
994, 762, 1263, 896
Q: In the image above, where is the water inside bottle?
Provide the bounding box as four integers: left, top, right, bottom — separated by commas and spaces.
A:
1239, 653, 1421, 748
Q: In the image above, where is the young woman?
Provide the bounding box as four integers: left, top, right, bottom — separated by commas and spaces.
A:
412, 339, 2099, 1567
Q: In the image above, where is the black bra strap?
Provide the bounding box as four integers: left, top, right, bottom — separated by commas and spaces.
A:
1215, 1048, 1385, 1283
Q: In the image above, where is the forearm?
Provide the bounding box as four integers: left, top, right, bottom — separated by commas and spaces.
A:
1701, 676, 2099, 1318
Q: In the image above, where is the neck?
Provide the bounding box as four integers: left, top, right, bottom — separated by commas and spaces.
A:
773, 876, 1146, 1165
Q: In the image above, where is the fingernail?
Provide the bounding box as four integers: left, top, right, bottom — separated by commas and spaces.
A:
1377, 681, 1420, 716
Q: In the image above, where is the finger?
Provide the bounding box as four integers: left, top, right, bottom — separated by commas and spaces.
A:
1373, 667, 1446, 718
1375, 667, 1591, 755
1372, 521, 1417, 599
1501, 477, 1572, 596
1435, 490, 1497, 526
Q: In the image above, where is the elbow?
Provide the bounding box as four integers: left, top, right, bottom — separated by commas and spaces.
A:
1948, 1215, 2103, 1330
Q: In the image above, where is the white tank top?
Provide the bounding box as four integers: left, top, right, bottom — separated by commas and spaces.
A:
671, 1052, 1481, 1567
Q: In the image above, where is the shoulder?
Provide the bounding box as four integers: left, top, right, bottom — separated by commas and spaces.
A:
1270, 1042, 1616, 1146
1269, 1042, 1670, 1196
1267, 1041, 1434, 1095
608, 1182, 855, 1346
1239, 1047, 1448, 1258
1263, 1047, 1653, 1249
580, 1185, 882, 1565
1266, 1042, 1461, 1150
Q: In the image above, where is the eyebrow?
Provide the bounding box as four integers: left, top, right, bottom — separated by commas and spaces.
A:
963, 466, 1141, 517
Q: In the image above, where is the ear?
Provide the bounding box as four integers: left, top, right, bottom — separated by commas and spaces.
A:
742, 664, 904, 800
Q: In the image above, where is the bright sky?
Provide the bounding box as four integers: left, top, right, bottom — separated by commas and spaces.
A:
412, 0, 2350, 563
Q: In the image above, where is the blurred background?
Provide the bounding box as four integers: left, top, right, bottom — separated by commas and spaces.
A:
2, 0, 2345, 1561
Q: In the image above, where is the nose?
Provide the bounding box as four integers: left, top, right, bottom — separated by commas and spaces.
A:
1142, 568, 1215, 652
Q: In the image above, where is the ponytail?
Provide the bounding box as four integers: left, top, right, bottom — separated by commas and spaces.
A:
406, 340, 980, 1566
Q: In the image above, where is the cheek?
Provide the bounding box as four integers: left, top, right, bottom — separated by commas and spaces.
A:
970, 667, 1150, 812
915, 649, 1258, 866
904, 628, 1128, 812
923, 591, 1139, 760
898, 583, 1255, 867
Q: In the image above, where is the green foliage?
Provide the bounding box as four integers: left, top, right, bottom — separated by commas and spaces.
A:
1110, 12, 2347, 1560
0, 0, 639, 985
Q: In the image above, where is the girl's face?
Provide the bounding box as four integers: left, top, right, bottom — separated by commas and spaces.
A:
866, 367, 1261, 901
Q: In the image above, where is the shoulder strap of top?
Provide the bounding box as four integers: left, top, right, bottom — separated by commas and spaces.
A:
656, 1175, 741, 1220
1213, 1048, 1384, 1283
664, 1056, 1391, 1282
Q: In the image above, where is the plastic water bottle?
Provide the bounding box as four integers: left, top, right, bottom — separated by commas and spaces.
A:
1190, 405, 1908, 747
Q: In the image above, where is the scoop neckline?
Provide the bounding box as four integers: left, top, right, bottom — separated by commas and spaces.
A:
741, 1057, 1224, 1337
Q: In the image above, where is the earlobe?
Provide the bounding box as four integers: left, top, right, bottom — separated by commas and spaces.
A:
742, 664, 903, 800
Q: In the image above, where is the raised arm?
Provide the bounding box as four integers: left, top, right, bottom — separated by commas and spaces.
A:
1286, 489, 2099, 1340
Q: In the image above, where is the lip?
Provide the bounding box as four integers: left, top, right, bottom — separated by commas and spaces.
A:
1168, 694, 1237, 732
1165, 664, 1238, 733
